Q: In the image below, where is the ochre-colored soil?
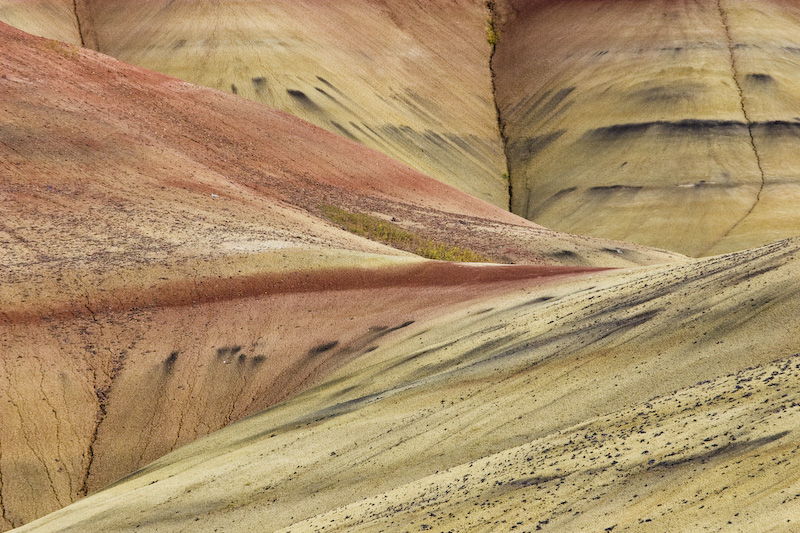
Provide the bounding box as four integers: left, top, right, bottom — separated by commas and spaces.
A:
0, 21, 682, 530
16, 238, 800, 532
494, 0, 800, 255
3, 1, 800, 256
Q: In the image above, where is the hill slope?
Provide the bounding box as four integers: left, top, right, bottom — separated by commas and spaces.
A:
0, 0, 510, 208
1, 4, 799, 532
0, 22, 681, 530
15, 238, 800, 532
494, 0, 800, 256
4, 1, 800, 255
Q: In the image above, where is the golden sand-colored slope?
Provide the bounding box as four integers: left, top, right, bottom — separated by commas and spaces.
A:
0, 0, 510, 207
494, 0, 800, 256
15, 238, 800, 532
0, 22, 685, 530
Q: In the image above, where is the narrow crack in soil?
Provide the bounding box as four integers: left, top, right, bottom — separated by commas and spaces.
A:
710, 0, 766, 252
486, 1, 513, 213
71, 0, 86, 48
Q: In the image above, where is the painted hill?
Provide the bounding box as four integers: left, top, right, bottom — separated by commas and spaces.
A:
0, 0, 509, 208
15, 238, 800, 532
3, 0, 800, 255
0, 21, 680, 530
494, 0, 800, 256
1, 2, 800, 532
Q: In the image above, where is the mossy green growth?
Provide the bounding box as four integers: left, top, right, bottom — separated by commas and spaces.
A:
487, 21, 500, 47
486, 1, 500, 47
322, 205, 490, 263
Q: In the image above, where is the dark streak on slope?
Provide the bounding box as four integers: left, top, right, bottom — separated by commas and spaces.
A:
586, 119, 746, 140
652, 430, 790, 469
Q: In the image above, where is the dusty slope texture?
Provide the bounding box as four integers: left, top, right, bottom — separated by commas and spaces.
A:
0, 255, 602, 531
0, 22, 683, 530
292, 353, 800, 532
0, 20, 681, 303
493, 0, 800, 256
0, 0, 511, 207
15, 238, 800, 532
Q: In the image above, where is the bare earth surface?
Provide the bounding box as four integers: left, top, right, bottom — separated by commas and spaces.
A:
0, 21, 681, 530
4, 1, 800, 256
0, 0, 510, 208
1, 3, 800, 532
15, 238, 800, 532
494, 0, 800, 255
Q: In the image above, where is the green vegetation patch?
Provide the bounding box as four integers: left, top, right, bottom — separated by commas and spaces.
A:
322, 205, 490, 263
486, 1, 500, 47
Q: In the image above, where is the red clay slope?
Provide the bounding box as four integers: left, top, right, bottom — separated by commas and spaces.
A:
0, 0, 511, 207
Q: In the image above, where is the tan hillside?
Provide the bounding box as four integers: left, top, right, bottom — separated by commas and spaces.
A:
15, 238, 800, 532
494, 0, 800, 255
0, 0, 78, 44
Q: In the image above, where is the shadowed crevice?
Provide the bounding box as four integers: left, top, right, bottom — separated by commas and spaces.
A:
0, 437, 8, 530
71, 0, 99, 51
72, 0, 86, 47
486, 1, 512, 212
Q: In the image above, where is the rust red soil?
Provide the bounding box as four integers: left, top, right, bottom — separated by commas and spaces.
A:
2, 261, 609, 324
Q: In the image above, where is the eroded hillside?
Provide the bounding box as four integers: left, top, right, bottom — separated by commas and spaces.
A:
0, 0, 509, 207
15, 238, 800, 532
494, 0, 800, 255
1, 2, 800, 532
3, 0, 800, 256
0, 21, 680, 530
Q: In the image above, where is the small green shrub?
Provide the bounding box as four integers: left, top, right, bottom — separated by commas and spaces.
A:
487, 22, 500, 47
322, 205, 490, 263
486, 1, 500, 47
